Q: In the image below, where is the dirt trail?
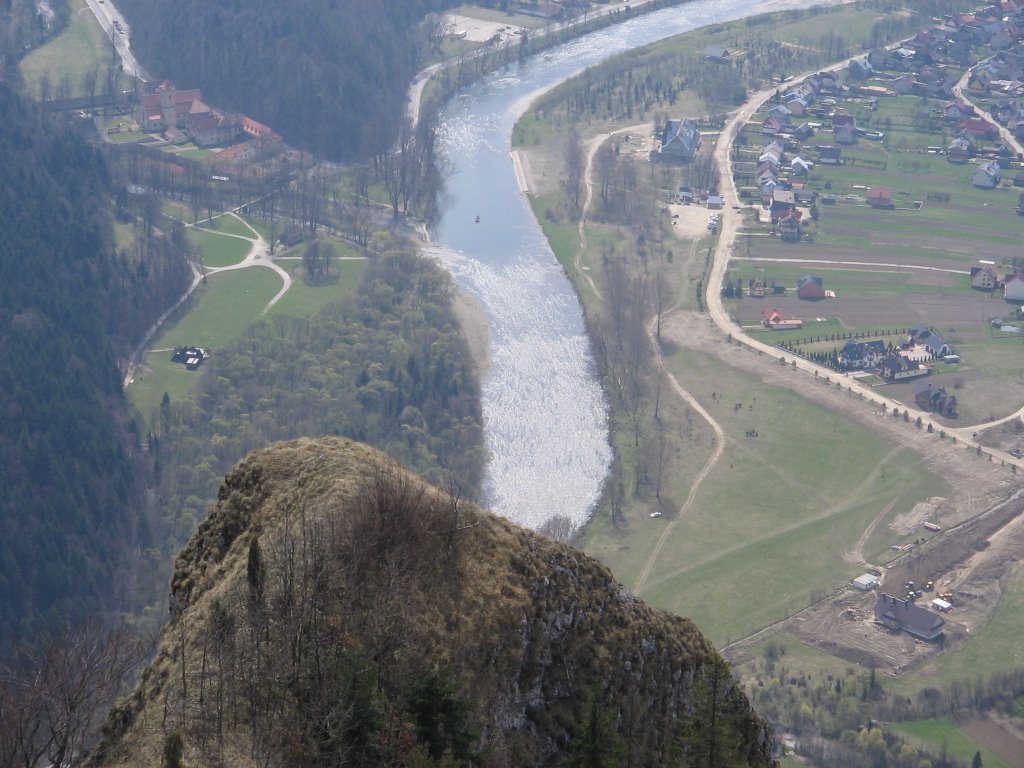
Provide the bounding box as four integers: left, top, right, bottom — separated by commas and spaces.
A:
633, 312, 726, 596
577, 124, 649, 299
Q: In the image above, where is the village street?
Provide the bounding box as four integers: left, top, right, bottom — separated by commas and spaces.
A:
704, 58, 1024, 469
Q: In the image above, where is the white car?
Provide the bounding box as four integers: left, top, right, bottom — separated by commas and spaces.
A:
649, 511, 663, 518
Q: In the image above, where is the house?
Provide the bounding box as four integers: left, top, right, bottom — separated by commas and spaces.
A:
790, 156, 813, 176
660, 118, 702, 161
969, 69, 994, 93
796, 275, 825, 300
760, 140, 785, 164
704, 45, 729, 63
915, 383, 958, 417
893, 75, 915, 94
833, 113, 856, 129
881, 353, 929, 381
848, 57, 874, 79
778, 209, 803, 242
874, 593, 945, 641
818, 145, 842, 165
839, 339, 888, 369
767, 103, 793, 120
138, 80, 204, 132
971, 264, 1000, 290
945, 100, 974, 124
972, 161, 1002, 189
794, 189, 817, 206
188, 109, 244, 147
707, 195, 724, 210
762, 308, 802, 329
960, 118, 999, 140
786, 97, 809, 116
1005, 273, 1024, 301
868, 48, 896, 69
171, 346, 210, 371
770, 189, 796, 221
947, 136, 973, 163
867, 186, 895, 208
909, 327, 952, 358
990, 28, 1015, 50
792, 122, 815, 141
853, 573, 880, 591
762, 116, 785, 135
748, 279, 767, 297
833, 124, 856, 145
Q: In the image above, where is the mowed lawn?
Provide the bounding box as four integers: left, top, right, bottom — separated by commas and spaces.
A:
202, 213, 259, 239
190, 228, 252, 267
129, 269, 282, 422
585, 347, 941, 645
20, 0, 124, 98
892, 717, 1009, 768
267, 258, 367, 318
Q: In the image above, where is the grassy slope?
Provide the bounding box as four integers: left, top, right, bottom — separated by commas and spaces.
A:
598, 346, 939, 644
20, 0, 125, 98
892, 717, 1010, 768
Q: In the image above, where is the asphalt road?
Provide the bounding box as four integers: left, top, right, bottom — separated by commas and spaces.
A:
82, 0, 147, 80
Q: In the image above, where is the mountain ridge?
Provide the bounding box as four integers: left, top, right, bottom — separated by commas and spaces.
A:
93, 436, 774, 767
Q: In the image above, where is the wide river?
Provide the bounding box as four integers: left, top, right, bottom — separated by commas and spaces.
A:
431, 0, 829, 530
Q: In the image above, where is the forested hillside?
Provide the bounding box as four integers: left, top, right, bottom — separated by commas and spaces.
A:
153, 235, 485, 561
0, 84, 191, 639
116, 0, 499, 161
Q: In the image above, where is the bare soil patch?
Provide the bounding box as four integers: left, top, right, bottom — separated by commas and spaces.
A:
452, 287, 492, 379
890, 497, 944, 535
668, 202, 717, 241
959, 714, 1024, 768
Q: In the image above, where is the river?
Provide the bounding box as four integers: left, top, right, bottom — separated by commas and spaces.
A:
430, 0, 833, 531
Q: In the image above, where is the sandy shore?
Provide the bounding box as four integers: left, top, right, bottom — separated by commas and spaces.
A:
452, 286, 492, 380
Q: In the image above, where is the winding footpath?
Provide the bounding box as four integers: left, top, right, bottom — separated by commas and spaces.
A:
122, 211, 295, 388
632, 313, 726, 595
577, 129, 728, 595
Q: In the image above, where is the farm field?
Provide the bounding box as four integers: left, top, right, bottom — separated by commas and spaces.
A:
729, 70, 1024, 423
892, 717, 1011, 768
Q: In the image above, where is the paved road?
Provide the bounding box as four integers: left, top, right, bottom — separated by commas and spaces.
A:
82, 0, 148, 80
707, 61, 1024, 468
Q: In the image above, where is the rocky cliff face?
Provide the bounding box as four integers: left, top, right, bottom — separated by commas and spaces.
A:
94, 437, 774, 767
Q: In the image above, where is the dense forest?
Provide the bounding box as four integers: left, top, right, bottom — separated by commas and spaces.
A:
0, 83, 191, 639
151, 235, 485, 571
115, 0, 505, 161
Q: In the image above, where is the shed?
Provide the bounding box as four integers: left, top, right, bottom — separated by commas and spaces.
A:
853, 573, 880, 591
707, 195, 724, 210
